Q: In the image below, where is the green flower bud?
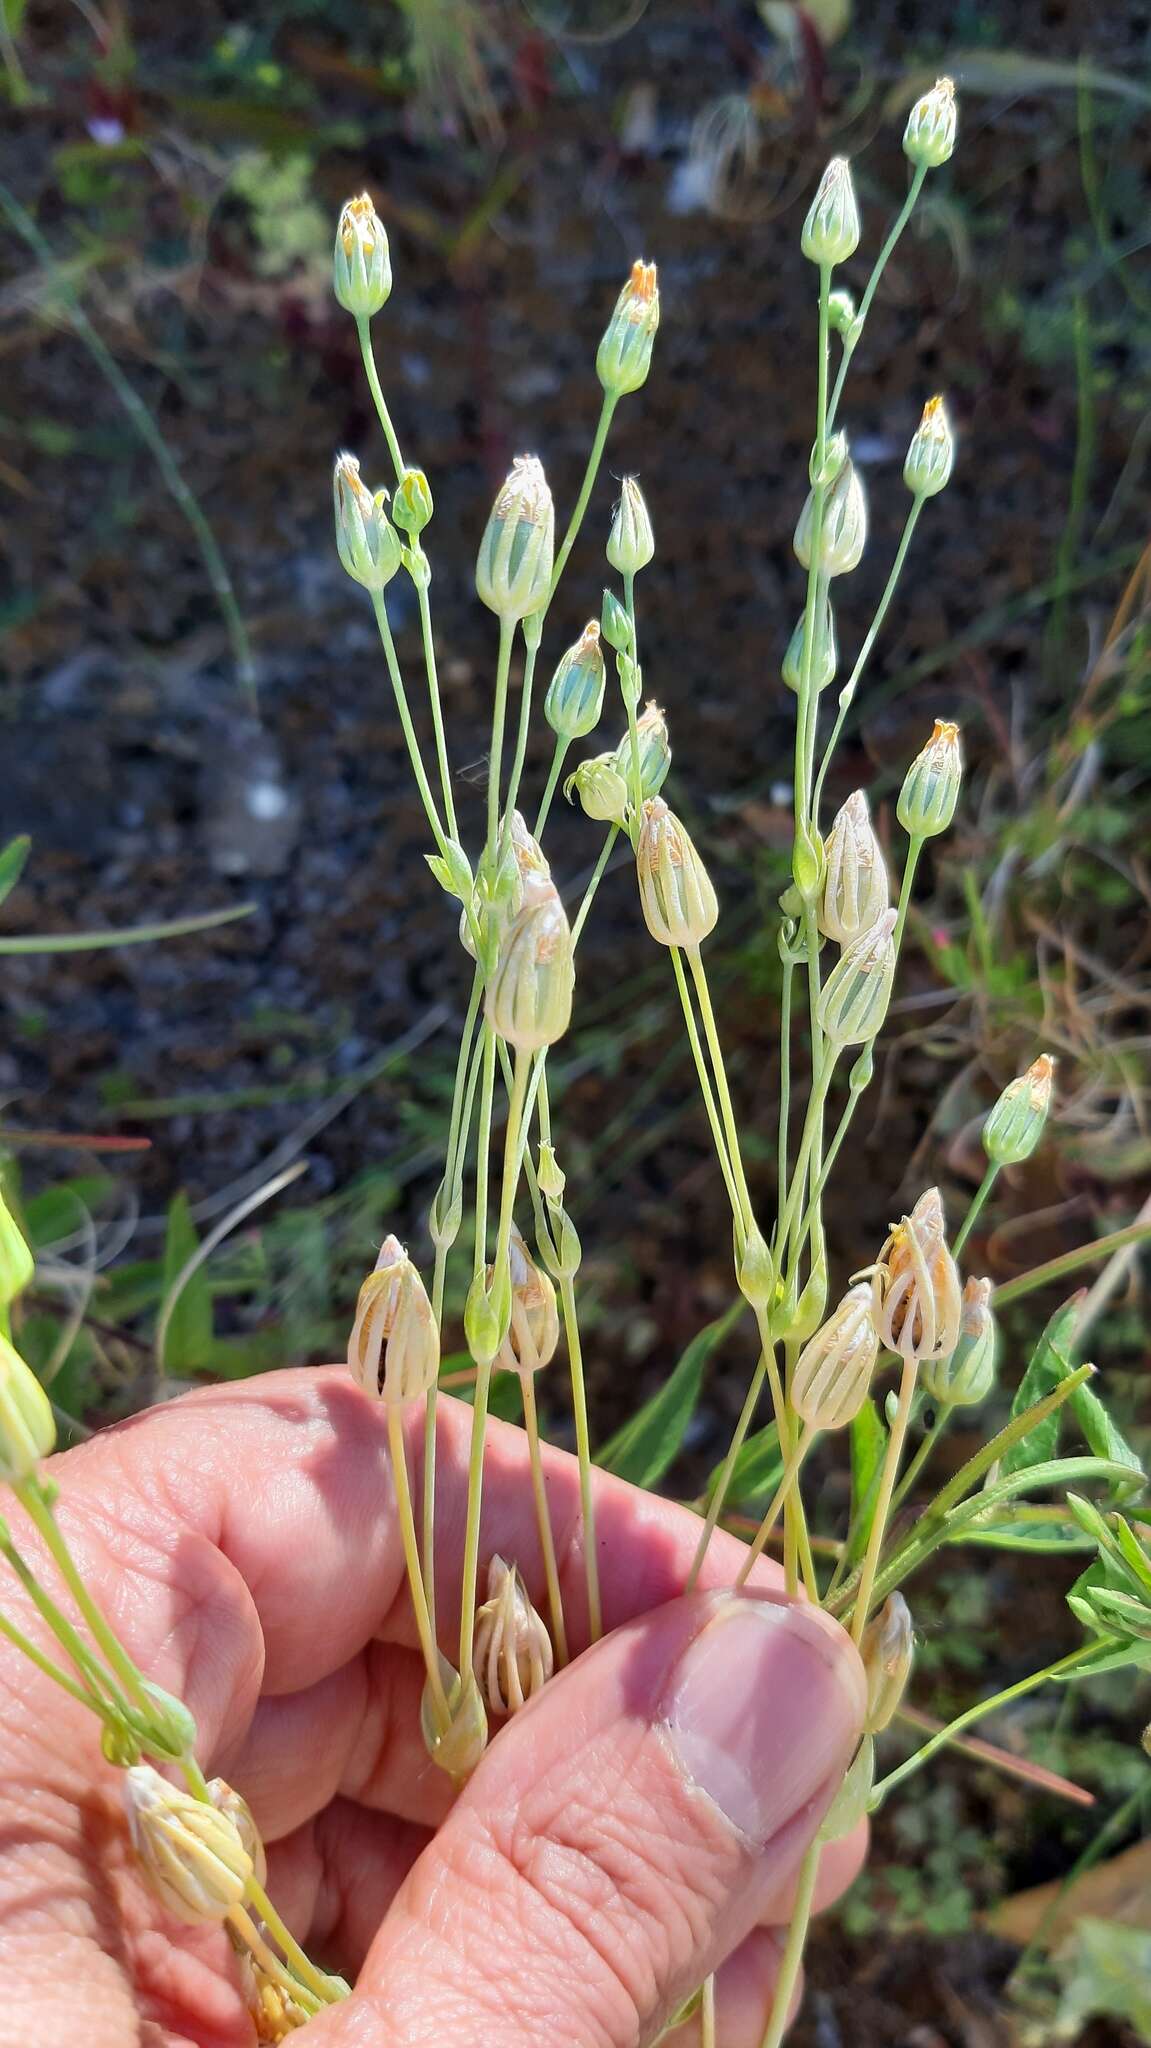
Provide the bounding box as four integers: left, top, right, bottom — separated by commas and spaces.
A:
463, 1271, 505, 1368
827, 287, 858, 337
545, 621, 606, 740
606, 477, 655, 576
0, 1335, 55, 1482
817, 908, 897, 1047
737, 1225, 775, 1311
596, 258, 660, 398
0, 1190, 33, 1309
794, 458, 867, 578
897, 719, 963, 839
428, 1176, 464, 1255
792, 822, 825, 903
536, 1204, 582, 1281
565, 754, 629, 825
612, 700, 671, 802
536, 1142, 565, 1202
983, 1054, 1055, 1167
475, 456, 554, 621
904, 396, 955, 498
487, 894, 575, 1051
102, 1720, 142, 1768
792, 1282, 879, 1430
903, 77, 957, 170
123, 1764, 252, 1925
333, 193, 392, 318
392, 466, 434, 535
347, 1236, 440, 1405
819, 1734, 875, 1841
922, 1276, 998, 1407
492, 1228, 560, 1375
333, 453, 402, 590
810, 428, 849, 489
636, 798, 719, 948
819, 791, 889, 945
782, 597, 837, 694
600, 587, 633, 653
141, 1683, 198, 1764
861, 1593, 914, 1732
788, 1252, 830, 1347
421, 1654, 488, 1780
801, 157, 861, 268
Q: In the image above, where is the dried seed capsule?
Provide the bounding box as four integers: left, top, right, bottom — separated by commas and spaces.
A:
565, 754, 629, 825
904, 396, 955, 499
207, 1779, 267, 1891
123, 1764, 252, 1925
792, 1282, 880, 1429
545, 621, 607, 741
347, 1236, 439, 1405
475, 455, 555, 622
904, 77, 958, 169
818, 1735, 875, 1842
420, 1654, 489, 1781
897, 719, 963, 839
819, 791, 889, 946
392, 466, 434, 536
606, 477, 655, 576
816, 908, 897, 1048
873, 1188, 962, 1363
636, 798, 719, 948
613, 701, 671, 803
983, 1054, 1055, 1166
492, 1227, 560, 1375
0, 1191, 33, 1308
860, 1593, 914, 1732
597, 258, 660, 397
487, 893, 575, 1051
801, 157, 861, 267
333, 192, 392, 318
922, 1276, 998, 1407
782, 595, 837, 694
794, 458, 867, 578
473, 1555, 554, 1715
0, 1335, 56, 1482
333, 454, 402, 591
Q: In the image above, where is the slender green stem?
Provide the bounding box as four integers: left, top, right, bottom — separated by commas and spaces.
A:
458, 1356, 492, 1680
371, 594, 448, 855
953, 1161, 1000, 1260
890, 1408, 948, 1515
686, 1345, 773, 1593
0, 1601, 107, 1713
249, 1879, 348, 2007
777, 951, 795, 1215
521, 1372, 568, 1666
534, 735, 568, 839
473, 1026, 498, 1279
701, 1973, 717, 2048
669, 949, 742, 1224
356, 316, 405, 477
685, 946, 756, 1237
227, 1903, 325, 2014
735, 1427, 817, 1587
622, 570, 645, 829
415, 577, 458, 840
550, 393, 617, 597
487, 616, 516, 866
388, 1403, 450, 1727
811, 497, 926, 823
571, 827, 619, 947
500, 623, 542, 863
892, 837, 924, 952
493, 1050, 531, 1283
560, 1269, 601, 1640
758, 1842, 821, 2048
774, 1063, 834, 1270
0, 1533, 132, 1719
849, 1355, 920, 1643
871, 1644, 1099, 1808
826, 165, 928, 434
16, 1481, 152, 1717
789, 1060, 869, 1267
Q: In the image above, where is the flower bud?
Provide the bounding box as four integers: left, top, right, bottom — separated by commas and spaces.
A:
536, 1203, 582, 1281
897, 719, 963, 839
0, 1191, 33, 1309
828, 287, 858, 336
614, 701, 671, 802
873, 1188, 962, 1363
636, 799, 719, 948
545, 621, 606, 740
420, 1654, 489, 1780
801, 157, 861, 268
487, 893, 575, 1051
565, 754, 629, 825
333, 454, 402, 591
816, 908, 897, 1048
347, 1236, 439, 1405
333, 192, 392, 318
492, 1227, 560, 1375
904, 396, 955, 499
537, 1142, 565, 1201
607, 476, 655, 576
737, 1225, 775, 1311
819, 791, 889, 945
983, 1054, 1055, 1167
794, 459, 867, 578
475, 455, 554, 621
600, 587, 633, 653
392, 466, 434, 536
207, 1778, 266, 1891
810, 428, 849, 490
792, 1282, 880, 1430
782, 596, 838, 695
140, 1682, 198, 1764
473, 1555, 554, 1715
597, 258, 660, 397
922, 1276, 998, 1407
792, 822, 825, 903
123, 1765, 252, 1925
818, 1735, 875, 1842
904, 77, 957, 169
860, 1593, 914, 1732
463, 1271, 505, 1366
0, 1335, 55, 1482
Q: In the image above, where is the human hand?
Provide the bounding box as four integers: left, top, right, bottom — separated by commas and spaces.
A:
0, 1366, 865, 2047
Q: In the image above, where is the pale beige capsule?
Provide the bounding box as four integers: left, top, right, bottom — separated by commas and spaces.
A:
636, 798, 719, 947
473, 1555, 554, 1715
872, 1188, 962, 1363
420, 1655, 489, 1780
207, 1779, 266, 1892
347, 1235, 439, 1404
123, 1765, 252, 1925
487, 893, 575, 1051
819, 791, 889, 945
237, 1951, 311, 2042
860, 1593, 914, 1732
792, 1281, 880, 1429
492, 1226, 560, 1375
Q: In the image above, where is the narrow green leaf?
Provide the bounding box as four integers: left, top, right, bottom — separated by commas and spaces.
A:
0, 902, 254, 954
597, 1300, 743, 1489
999, 1299, 1082, 1479
160, 1194, 214, 1374
993, 1218, 1151, 1306
0, 834, 31, 907
706, 1421, 782, 1511
1070, 1383, 1145, 1493
847, 1399, 887, 1565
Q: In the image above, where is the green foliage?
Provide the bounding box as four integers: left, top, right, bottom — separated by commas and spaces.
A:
705, 1419, 782, 1512
159, 1194, 214, 1375
597, 1301, 744, 1490
1052, 1920, 1151, 2040
1000, 1299, 1081, 1479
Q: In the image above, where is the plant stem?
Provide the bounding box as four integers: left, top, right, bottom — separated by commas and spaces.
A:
758, 1842, 821, 2048
520, 1371, 568, 1665
849, 1355, 919, 1644
500, 621, 543, 868
892, 837, 924, 952
622, 570, 645, 828
16, 1480, 153, 1717
826, 164, 928, 433
356, 316, 405, 477
870, 1644, 1099, 1807
387, 1404, 450, 1727
560, 1270, 601, 1640
777, 951, 795, 1217
701, 1973, 717, 2048
458, 1355, 492, 1682
953, 1161, 1000, 1259
811, 496, 926, 822
735, 1427, 817, 1587
227, 1903, 325, 2014
890, 1408, 948, 1515
371, 594, 449, 855
992, 1214, 1151, 1307
487, 616, 516, 866
669, 949, 743, 1224
534, 735, 568, 839
685, 1344, 773, 1593
247, 1875, 348, 2007
685, 946, 756, 1237
0, 1600, 108, 1713
415, 577, 458, 840
571, 827, 620, 946
550, 393, 617, 596
0, 1531, 133, 1720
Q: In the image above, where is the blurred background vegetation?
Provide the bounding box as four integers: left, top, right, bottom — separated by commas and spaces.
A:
1, 2, 1149, 2040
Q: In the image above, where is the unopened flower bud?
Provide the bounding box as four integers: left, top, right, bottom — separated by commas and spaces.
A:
794, 459, 867, 578
537, 1142, 565, 1201
421, 1654, 489, 1780
333, 193, 392, 318
536, 1203, 582, 1281
429, 1177, 464, 1255
792, 822, 825, 902
904, 396, 955, 498
922, 1276, 998, 1407
873, 1188, 962, 1363
861, 1593, 914, 1732
333, 454, 402, 591
207, 1778, 266, 1890
392, 466, 433, 536
636, 799, 719, 948
123, 1765, 252, 1925
0, 1191, 32, 1308
810, 429, 849, 489
904, 77, 957, 169
828, 287, 858, 337
983, 1054, 1055, 1166
816, 908, 897, 1047
347, 1236, 439, 1404
493, 1227, 560, 1374
545, 621, 606, 740
737, 1225, 775, 1310
476, 456, 554, 621
473, 1555, 554, 1715
782, 597, 837, 694
819, 1735, 875, 1841
897, 719, 963, 839
792, 1282, 880, 1429
597, 258, 660, 397
820, 791, 889, 945
565, 754, 628, 825
487, 894, 575, 1051
463, 1270, 505, 1366
614, 701, 671, 802
801, 157, 861, 268
0, 1335, 55, 1482
141, 1683, 198, 1764
790, 1253, 830, 1346
607, 476, 655, 576
600, 587, 633, 653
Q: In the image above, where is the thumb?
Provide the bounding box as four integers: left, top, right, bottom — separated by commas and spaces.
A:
307, 1589, 865, 2047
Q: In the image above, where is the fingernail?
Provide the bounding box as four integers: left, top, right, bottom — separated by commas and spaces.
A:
663, 1596, 865, 1844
